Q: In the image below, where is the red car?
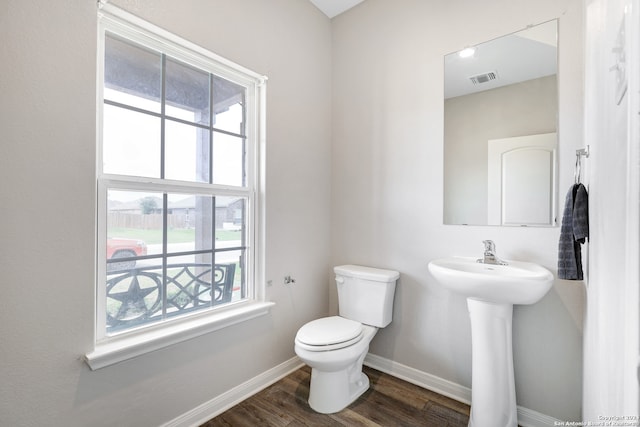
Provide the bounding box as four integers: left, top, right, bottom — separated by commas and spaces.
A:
107, 237, 147, 271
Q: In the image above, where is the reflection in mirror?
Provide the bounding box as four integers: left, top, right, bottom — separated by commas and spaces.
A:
443, 20, 558, 226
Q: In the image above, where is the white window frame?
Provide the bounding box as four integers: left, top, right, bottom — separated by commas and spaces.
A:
86, 4, 271, 370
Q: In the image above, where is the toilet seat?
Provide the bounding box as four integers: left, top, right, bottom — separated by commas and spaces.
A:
295, 316, 364, 351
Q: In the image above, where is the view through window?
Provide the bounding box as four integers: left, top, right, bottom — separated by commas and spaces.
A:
98, 29, 259, 336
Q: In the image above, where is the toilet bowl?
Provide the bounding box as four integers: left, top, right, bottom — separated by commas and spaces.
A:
294, 265, 399, 414
295, 317, 377, 414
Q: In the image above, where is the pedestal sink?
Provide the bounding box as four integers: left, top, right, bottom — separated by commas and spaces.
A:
427, 256, 553, 427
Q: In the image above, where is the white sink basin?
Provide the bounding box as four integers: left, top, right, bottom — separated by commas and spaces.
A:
428, 256, 553, 305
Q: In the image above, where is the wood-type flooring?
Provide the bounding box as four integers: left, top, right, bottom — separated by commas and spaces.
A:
201, 365, 470, 427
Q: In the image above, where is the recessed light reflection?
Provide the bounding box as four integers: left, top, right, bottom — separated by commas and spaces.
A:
458, 47, 476, 58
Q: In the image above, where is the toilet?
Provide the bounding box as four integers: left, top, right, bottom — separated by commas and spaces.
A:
294, 264, 399, 414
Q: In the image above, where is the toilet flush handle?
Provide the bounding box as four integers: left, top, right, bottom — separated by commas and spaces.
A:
335, 276, 345, 285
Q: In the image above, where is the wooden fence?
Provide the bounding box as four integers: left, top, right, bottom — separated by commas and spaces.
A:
108, 212, 189, 229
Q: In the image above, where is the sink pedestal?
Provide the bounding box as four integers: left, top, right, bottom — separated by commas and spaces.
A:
467, 299, 517, 427
427, 256, 554, 427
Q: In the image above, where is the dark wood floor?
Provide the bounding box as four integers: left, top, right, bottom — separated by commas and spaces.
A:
201, 365, 470, 426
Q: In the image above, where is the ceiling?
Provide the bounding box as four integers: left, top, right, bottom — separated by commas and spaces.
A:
308, 0, 366, 18
444, 20, 558, 99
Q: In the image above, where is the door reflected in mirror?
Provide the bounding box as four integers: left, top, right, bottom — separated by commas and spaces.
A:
443, 20, 558, 226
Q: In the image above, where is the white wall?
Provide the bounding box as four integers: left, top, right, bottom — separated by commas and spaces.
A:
331, 0, 585, 420
0, 1, 331, 426
583, 0, 640, 419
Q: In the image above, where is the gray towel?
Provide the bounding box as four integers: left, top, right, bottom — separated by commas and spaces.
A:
558, 183, 589, 280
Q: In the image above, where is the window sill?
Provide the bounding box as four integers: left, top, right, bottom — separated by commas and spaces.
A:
85, 301, 275, 370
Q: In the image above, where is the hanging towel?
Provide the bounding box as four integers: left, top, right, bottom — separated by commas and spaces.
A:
558, 183, 589, 280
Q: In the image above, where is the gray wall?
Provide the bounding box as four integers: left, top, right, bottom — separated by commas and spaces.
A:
0, 1, 332, 425
331, 0, 584, 420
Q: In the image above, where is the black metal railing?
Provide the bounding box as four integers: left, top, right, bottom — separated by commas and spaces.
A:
105, 262, 236, 331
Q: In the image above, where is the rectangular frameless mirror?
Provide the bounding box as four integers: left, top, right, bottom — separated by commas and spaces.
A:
443, 20, 558, 226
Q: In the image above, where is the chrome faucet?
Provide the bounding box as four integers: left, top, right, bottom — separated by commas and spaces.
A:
477, 240, 508, 265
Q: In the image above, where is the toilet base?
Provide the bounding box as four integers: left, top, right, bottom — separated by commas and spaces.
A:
308, 369, 370, 414
295, 324, 378, 414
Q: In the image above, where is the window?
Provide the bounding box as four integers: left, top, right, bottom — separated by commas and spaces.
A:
87, 5, 269, 369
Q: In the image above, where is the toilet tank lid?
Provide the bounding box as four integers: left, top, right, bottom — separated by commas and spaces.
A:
334, 265, 400, 282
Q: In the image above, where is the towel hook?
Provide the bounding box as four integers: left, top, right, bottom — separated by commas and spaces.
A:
575, 146, 590, 184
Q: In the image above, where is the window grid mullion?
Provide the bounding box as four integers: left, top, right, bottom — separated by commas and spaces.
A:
241, 199, 246, 299
160, 53, 167, 180
209, 74, 215, 185
104, 98, 246, 139
211, 196, 216, 309
240, 88, 247, 299
209, 75, 216, 309
241, 90, 247, 187
160, 54, 168, 318
162, 193, 169, 318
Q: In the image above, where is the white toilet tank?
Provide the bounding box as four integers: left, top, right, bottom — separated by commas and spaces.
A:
334, 265, 399, 328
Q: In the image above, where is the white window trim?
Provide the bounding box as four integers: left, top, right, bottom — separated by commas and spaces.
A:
86, 301, 274, 370
86, 4, 270, 370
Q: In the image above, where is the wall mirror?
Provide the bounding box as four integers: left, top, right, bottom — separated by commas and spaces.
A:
443, 20, 558, 226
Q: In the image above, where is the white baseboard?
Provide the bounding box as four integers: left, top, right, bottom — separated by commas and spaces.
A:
163, 353, 560, 427
364, 353, 472, 404
516, 405, 564, 427
364, 353, 561, 427
161, 356, 304, 427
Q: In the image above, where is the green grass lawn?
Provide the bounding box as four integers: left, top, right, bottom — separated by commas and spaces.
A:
108, 227, 241, 244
